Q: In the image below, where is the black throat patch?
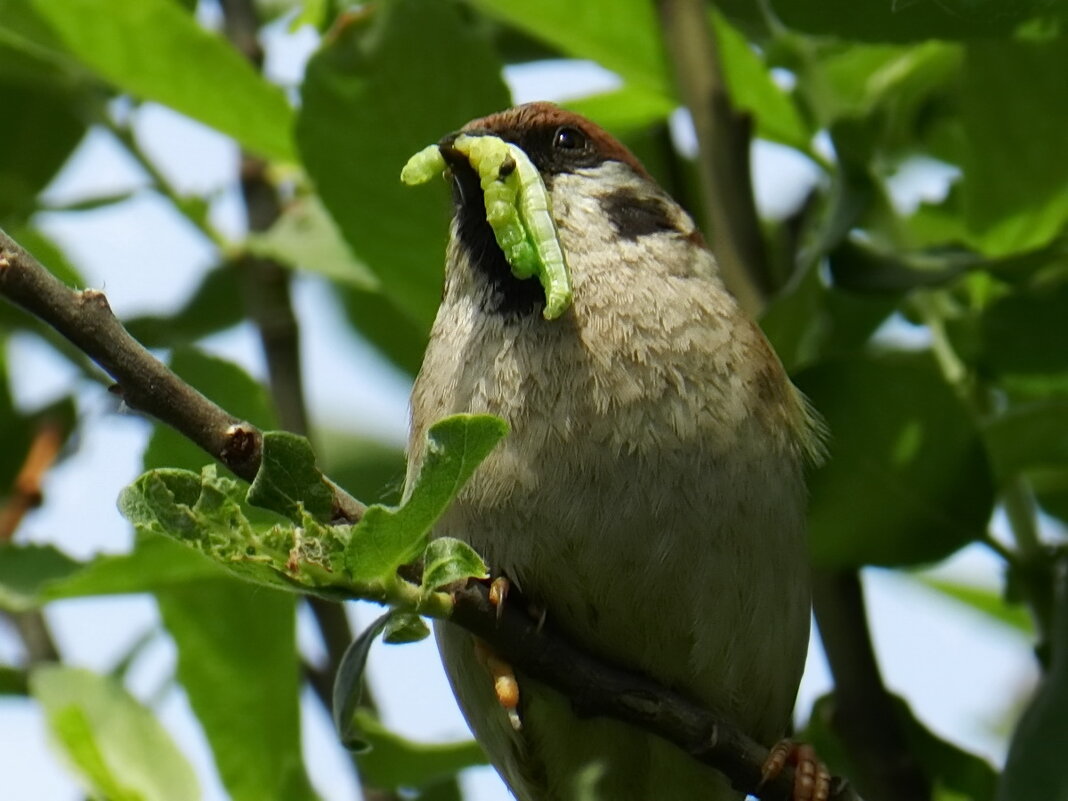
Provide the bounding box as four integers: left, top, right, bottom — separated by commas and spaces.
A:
599, 187, 681, 241
451, 164, 545, 319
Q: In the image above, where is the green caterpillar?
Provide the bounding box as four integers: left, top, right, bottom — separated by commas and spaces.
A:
401, 135, 573, 320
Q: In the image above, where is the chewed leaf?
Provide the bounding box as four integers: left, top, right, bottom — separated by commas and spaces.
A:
119, 466, 350, 595
247, 431, 334, 522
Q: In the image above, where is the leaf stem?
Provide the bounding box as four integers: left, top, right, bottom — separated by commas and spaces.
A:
104, 116, 230, 253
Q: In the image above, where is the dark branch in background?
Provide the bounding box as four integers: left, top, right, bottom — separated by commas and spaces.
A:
656, 0, 771, 316
207, 3, 388, 798
813, 571, 931, 801
655, 5, 908, 800
1, 423, 64, 672
0, 230, 366, 523
0, 229, 862, 801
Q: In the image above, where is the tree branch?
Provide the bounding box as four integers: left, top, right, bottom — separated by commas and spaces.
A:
452, 581, 859, 801
1, 422, 64, 667
0, 227, 862, 800
0, 229, 366, 523
216, 0, 376, 748
812, 570, 930, 801
656, 0, 771, 316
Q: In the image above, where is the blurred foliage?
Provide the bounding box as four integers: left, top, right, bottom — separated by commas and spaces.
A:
1, 0, 1067, 799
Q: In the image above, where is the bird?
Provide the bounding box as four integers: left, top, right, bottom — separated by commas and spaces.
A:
406, 101, 825, 801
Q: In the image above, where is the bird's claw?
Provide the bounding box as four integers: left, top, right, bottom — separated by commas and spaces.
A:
488, 576, 510, 622
759, 740, 831, 801
474, 639, 522, 731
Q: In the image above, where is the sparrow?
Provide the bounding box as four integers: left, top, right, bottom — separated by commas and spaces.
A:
406, 102, 824, 801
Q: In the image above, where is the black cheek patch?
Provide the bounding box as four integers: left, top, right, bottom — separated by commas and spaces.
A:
600, 188, 681, 241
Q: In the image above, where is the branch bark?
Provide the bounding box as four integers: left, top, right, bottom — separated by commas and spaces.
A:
0, 226, 862, 801
0, 229, 365, 523
656, 0, 771, 316
812, 570, 931, 801
217, 0, 374, 749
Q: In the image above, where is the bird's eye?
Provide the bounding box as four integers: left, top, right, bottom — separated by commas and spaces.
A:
553, 126, 587, 151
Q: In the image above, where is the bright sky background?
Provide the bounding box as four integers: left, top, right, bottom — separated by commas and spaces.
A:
0, 14, 1038, 801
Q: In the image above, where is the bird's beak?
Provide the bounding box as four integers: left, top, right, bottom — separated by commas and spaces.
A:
437, 131, 464, 169
438, 128, 493, 208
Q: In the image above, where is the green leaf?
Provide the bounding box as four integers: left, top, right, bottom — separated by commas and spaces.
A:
316, 429, 406, 505
469, 0, 668, 93
124, 266, 244, 349
760, 265, 898, 374
0, 43, 89, 224
904, 697, 999, 801
30, 666, 200, 801
961, 41, 1068, 256
17, 0, 294, 161
333, 611, 391, 752
338, 285, 428, 376
828, 239, 978, 293
297, 0, 511, 328
247, 431, 335, 522
798, 352, 994, 567
712, 9, 811, 151
915, 576, 1033, 635
421, 537, 488, 594
246, 195, 378, 289
355, 710, 487, 790
155, 580, 319, 801
802, 691, 997, 801
4, 225, 85, 289
416, 779, 465, 801
726, 0, 1028, 41
564, 87, 676, 136
978, 282, 1068, 377
345, 414, 508, 583
119, 466, 348, 594
382, 611, 431, 644
0, 543, 81, 611
0, 665, 28, 695
798, 40, 962, 137
0, 538, 222, 612
983, 400, 1068, 484
998, 560, 1068, 801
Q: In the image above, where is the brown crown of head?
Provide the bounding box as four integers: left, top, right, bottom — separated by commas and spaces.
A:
442, 101, 651, 180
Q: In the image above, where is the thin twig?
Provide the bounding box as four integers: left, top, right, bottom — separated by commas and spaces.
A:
916, 292, 1053, 643
105, 117, 229, 252
0, 230, 366, 522
0, 226, 862, 801
656, 0, 770, 315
